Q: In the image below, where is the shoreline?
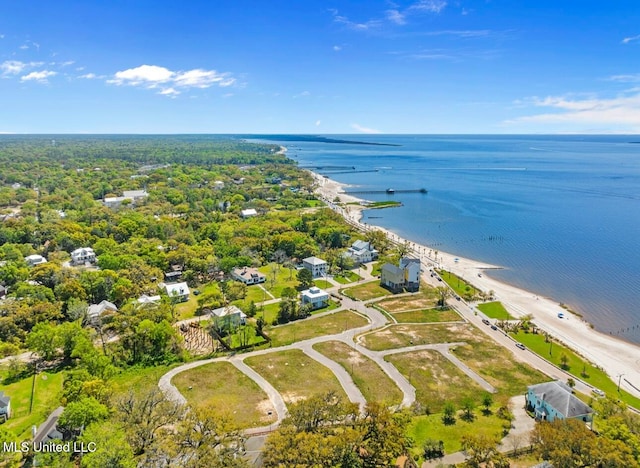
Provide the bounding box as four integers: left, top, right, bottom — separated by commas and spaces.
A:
309, 169, 640, 398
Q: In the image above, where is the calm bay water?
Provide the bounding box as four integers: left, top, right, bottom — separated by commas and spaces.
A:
279, 135, 640, 343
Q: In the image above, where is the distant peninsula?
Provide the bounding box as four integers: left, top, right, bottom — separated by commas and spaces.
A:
242, 134, 401, 147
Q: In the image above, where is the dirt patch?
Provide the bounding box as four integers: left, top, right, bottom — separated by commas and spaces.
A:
381, 297, 437, 312
256, 399, 276, 421
282, 392, 307, 404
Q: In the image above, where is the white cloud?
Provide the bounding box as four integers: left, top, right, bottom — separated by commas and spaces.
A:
21, 70, 57, 83
333, 45, 342, 51
293, 90, 311, 98
386, 9, 406, 25
609, 74, 640, 83
315, 120, 322, 126
409, 0, 447, 14
19, 44, 29, 50
622, 34, 640, 44
507, 91, 640, 130
0, 34, 5, 39
108, 64, 236, 96
351, 123, 381, 134
1, 60, 26, 75
78, 73, 97, 79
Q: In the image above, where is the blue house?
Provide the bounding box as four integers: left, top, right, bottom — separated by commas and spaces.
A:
526, 381, 593, 423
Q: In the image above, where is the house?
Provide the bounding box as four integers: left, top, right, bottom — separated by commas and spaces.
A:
213, 180, 225, 190
380, 257, 421, 293
70, 247, 96, 265
87, 300, 118, 324
526, 381, 594, 423
301, 287, 329, 310
164, 271, 183, 282
0, 284, 7, 299
165, 282, 190, 302
302, 256, 328, 278
0, 391, 11, 421
231, 267, 266, 285
209, 305, 247, 331
137, 294, 161, 305
241, 208, 258, 218
33, 407, 64, 445
344, 240, 379, 264
102, 189, 149, 208
25, 254, 47, 267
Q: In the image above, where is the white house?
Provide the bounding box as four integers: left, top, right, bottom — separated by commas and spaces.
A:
0, 391, 11, 421
70, 247, 96, 265
526, 381, 593, 423
302, 256, 328, 278
380, 257, 421, 293
87, 300, 118, 324
213, 180, 225, 190
301, 287, 329, 310
209, 305, 247, 331
103, 189, 149, 208
231, 267, 266, 285
25, 254, 47, 267
241, 208, 258, 218
344, 240, 379, 264
165, 282, 190, 302
137, 294, 161, 305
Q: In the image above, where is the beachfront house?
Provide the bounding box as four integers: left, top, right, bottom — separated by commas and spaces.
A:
344, 240, 379, 264
302, 256, 328, 278
380, 257, 421, 293
0, 391, 11, 421
301, 286, 330, 310
70, 247, 96, 266
209, 305, 246, 332
231, 266, 266, 285
526, 381, 593, 423
25, 254, 47, 267
165, 282, 190, 302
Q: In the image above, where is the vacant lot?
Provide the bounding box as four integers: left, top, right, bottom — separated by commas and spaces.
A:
376, 288, 439, 312
313, 341, 403, 406
360, 323, 476, 351
343, 281, 391, 301
266, 310, 368, 347
391, 308, 462, 324
173, 361, 276, 428
245, 349, 347, 404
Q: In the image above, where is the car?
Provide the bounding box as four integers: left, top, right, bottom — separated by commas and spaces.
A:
557, 312, 564, 319
193, 289, 201, 296
490, 324, 498, 330
482, 319, 490, 325
515, 343, 526, 350
455, 295, 461, 301
592, 388, 605, 397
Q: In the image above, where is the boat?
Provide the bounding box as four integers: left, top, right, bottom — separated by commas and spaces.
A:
386, 188, 395, 194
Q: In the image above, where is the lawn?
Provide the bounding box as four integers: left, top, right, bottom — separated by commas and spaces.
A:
172, 361, 276, 428
511, 331, 640, 409
342, 281, 391, 301
385, 350, 482, 412
477, 301, 514, 320
313, 279, 333, 289
110, 364, 180, 397
313, 341, 403, 406
258, 263, 300, 298
360, 323, 477, 351
265, 310, 369, 347
333, 271, 362, 284
244, 349, 347, 404
437, 269, 481, 300
175, 281, 222, 320
2, 370, 64, 439
391, 308, 462, 324
376, 287, 439, 313
254, 301, 281, 325
408, 411, 505, 458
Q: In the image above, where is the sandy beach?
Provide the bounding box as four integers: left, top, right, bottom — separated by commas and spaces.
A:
310, 170, 640, 399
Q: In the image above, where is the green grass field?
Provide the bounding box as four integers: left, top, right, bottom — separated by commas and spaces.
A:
110, 364, 180, 397
266, 310, 368, 347
333, 271, 362, 284
511, 330, 640, 409
313, 341, 403, 406
245, 349, 347, 404
172, 361, 277, 428
313, 279, 333, 289
477, 301, 514, 320
342, 281, 391, 301
259, 263, 300, 298
2, 371, 64, 439
391, 308, 462, 324
437, 269, 480, 299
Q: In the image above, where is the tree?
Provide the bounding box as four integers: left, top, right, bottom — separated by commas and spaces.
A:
481, 392, 494, 415
423, 439, 445, 460
560, 353, 569, 370
297, 267, 313, 289
442, 402, 456, 425
461, 397, 476, 422
436, 286, 451, 310
461, 434, 509, 468
79, 423, 136, 468
26, 321, 59, 361
58, 397, 109, 437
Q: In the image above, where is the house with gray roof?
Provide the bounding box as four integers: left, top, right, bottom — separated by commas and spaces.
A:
526, 381, 593, 423
0, 391, 11, 421
302, 256, 327, 278
344, 240, 378, 264
87, 300, 118, 324
380, 257, 421, 293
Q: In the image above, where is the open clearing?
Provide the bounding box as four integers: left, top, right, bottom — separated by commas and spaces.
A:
172, 361, 276, 428
342, 281, 391, 301
313, 341, 403, 406
477, 301, 514, 320
375, 288, 439, 312
360, 323, 477, 351
245, 349, 347, 404
266, 310, 368, 347
390, 308, 462, 324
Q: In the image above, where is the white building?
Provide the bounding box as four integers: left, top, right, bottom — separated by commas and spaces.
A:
302, 256, 328, 278
231, 267, 266, 285
87, 300, 118, 324
165, 282, 190, 302
344, 240, 379, 264
300, 287, 329, 310
0, 391, 11, 421
25, 254, 47, 267
71, 247, 96, 265
213, 180, 225, 190
137, 294, 161, 305
209, 305, 247, 330
241, 208, 258, 218
380, 257, 421, 293
103, 189, 149, 208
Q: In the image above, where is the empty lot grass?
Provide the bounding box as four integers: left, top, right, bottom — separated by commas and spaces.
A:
2, 370, 64, 439
313, 279, 333, 289
172, 361, 276, 428
266, 310, 369, 347
511, 331, 640, 409
408, 411, 505, 457
477, 301, 514, 320
333, 271, 362, 284
342, 281, 391, 301
245, 349, 346, 404
376, 288, 439, 312
360, 323, 476, 351
258, 263, 300, 298
313, 341, 403, 406
392, 308, 462, 324
386, 350, 481, 412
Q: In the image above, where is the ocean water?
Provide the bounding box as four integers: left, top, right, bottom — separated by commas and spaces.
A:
277, 135, 640, 343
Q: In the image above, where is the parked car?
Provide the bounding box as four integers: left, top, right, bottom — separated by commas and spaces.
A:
515, 343, 526, 350
592, 388, 605, 397
490, 324, 498, 331
482, 319, 490, 325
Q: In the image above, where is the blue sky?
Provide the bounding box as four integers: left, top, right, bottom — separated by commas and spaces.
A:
1, 1, 639, 134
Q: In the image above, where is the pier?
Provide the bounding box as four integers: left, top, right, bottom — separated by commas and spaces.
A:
346, 188, 428, 195
323, 169, 380, 174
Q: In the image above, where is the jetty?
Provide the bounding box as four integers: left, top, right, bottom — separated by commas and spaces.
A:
346, 188, 428, 195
